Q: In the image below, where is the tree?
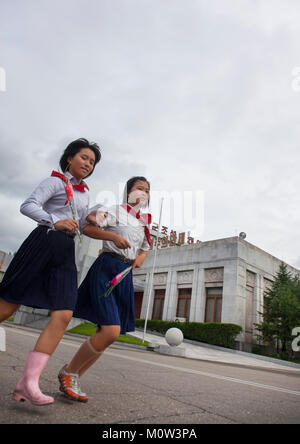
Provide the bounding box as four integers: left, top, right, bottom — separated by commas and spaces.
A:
255, 263, 300, 356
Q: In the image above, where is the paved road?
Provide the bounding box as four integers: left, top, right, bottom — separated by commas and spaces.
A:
0, 324, 300, 425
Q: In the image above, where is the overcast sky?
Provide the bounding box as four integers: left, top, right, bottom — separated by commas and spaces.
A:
1, 0, 300, 269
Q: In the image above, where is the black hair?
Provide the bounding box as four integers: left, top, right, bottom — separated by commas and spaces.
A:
59, 138, 101, 178
125, 176, 150, 205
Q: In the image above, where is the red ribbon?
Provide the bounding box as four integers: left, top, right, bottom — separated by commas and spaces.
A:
121, 204, 152, 246
51, 170, 88, 205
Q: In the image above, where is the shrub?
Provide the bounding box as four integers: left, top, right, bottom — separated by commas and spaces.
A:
135, 319, 242, 349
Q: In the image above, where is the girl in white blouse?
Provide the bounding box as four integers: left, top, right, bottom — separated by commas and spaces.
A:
0, 138, 129, 406
58, 177, 151, 402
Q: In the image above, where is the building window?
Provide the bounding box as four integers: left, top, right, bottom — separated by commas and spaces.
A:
262, 278, 273, 314
245, 270, 256, 337
205, 288, 223, 323
134, 292, 143, 319
176, 288, 191, 321
152, 289, 165, 320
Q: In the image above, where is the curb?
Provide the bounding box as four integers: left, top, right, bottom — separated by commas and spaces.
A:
63, 330, 156, 352
2, 321, 155, 353
131, 327, 300, 370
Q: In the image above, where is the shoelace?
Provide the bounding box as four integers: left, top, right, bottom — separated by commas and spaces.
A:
62, 374, 79, 391
62, 373, 87, 396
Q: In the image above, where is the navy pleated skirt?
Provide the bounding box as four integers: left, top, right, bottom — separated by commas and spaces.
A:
0, 225, 78, 311
73, 252, 135, 335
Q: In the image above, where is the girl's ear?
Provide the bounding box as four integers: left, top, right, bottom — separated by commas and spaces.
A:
64, 160, 71, 173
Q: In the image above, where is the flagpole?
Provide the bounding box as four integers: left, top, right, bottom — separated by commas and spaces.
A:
143, 197, 164, 344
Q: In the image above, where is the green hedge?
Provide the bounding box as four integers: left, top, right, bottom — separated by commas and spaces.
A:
136, 319, 242, 349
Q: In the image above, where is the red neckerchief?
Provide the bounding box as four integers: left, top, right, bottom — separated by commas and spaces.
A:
51, 170, 88, 192
121, 204, 152, 246
51, 170, 88, 205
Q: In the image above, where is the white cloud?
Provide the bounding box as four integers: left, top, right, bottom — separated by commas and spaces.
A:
0, 0, 299, 269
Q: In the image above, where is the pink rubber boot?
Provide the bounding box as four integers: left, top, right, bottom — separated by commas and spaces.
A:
13, 351, 54, 406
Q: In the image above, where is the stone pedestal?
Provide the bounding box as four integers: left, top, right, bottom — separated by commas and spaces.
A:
156, 344, 186, 357
13, 306, 49, 327
13, 306, 83, 331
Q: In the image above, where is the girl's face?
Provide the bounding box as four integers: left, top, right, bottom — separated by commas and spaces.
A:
68, 148, 96, 182
128, 180, 150, 207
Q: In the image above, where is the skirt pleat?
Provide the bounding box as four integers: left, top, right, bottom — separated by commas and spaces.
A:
73, 252, 135, 334
0, 226, 78, 311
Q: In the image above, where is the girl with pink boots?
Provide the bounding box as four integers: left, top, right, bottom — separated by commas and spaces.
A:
0, 139, 130, 406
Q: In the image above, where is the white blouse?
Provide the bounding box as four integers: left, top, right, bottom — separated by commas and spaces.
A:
98, 205, 150, 260
20, 172, 90, 233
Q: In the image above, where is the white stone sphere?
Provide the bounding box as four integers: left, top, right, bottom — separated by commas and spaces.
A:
165, 328, 184, 347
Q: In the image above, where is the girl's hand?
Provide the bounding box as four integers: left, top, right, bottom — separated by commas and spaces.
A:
54, 218, 79, 234
86, 210, 107, 226
113, 234, 131, 250
95, 210, 107, 226
132, 251, 148, 269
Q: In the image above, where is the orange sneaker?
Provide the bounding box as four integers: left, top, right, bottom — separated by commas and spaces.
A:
58, 365, 88, 403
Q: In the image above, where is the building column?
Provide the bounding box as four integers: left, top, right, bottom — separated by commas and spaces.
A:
163, 270, 178, 321
252, 274, 264, 341
193, 267, 205, 322
222, 261, 239, 324
189, 265, 200, 322
140, 272, 153, 320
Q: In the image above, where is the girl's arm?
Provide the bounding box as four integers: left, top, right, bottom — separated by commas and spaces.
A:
132, 250, 148, 269
20, 177, 79, 233
20, 178, 58, 228
83, 207, 131, 249
82, 224, 131, 249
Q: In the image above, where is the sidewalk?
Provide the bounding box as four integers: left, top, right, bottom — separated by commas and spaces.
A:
128, 329, 300, 372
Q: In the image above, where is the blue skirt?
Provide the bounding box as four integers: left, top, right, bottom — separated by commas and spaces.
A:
73, 252, 135, 335
0, 225, 78, 311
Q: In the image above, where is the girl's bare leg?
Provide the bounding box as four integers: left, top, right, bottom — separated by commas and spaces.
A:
0, 300, 72, 356
0, 298, 20, 322
34, 310, 73, 355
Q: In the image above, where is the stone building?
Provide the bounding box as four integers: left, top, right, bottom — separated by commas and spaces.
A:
133, 236, 299, 349
74, 220, 299, 349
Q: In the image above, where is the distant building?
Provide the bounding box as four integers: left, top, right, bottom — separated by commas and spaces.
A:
132, 236, 299, 350
0, 250, 14, 283
73, 207, 299, 350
